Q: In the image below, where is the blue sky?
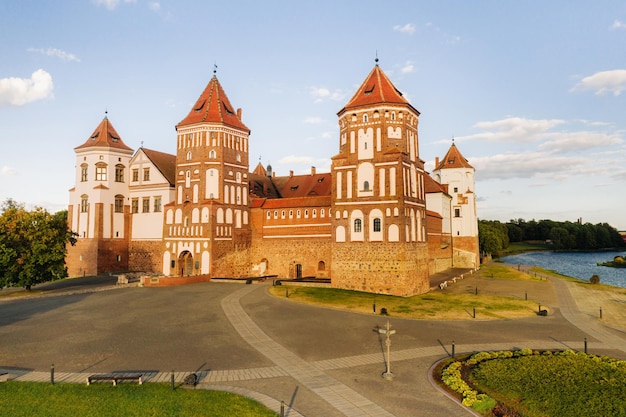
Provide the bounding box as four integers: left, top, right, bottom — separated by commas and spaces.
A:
1, 1, 625, 230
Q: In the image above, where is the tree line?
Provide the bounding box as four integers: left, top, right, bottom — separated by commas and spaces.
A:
479, 218, 625, 256
0, 199, 76, 290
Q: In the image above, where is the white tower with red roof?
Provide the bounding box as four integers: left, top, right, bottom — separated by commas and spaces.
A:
432, 142, 479, 268
67, 115, 134, 276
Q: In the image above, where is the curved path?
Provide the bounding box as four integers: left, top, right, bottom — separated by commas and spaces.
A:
2, 274, 625, 417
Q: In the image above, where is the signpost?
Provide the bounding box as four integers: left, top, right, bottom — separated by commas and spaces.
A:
377, 320, 396, 380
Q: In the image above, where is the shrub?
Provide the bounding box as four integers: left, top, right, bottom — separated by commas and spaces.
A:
590, 274, 600, 284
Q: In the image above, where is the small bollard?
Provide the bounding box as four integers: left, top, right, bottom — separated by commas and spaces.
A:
280, 400, 285, 417
584, 337, 588, 354
171, 371, 175, 390
285, 289, 289, 298
600, 307, 603, 319
451, 341, 455, 357
50, 364, 54, 385
525, 291, 528, 300
475, 286, 478, 295
538, 303, 541, 313
473, 307, 476, 318
373, 302, 376, 313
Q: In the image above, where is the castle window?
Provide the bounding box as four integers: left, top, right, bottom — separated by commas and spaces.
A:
312, 209, 317, 218
80, 195, 88, 213
114, 195, 124, 213
236, 153, 241, 162
131, 198, 138, 213
143, 168, 150, 181
297, 210, 301, 219
354, 219, 362, 233
305, 209, 309, 218
95, 163, 107, 181
289, 210, 293, 219
454, 208, 461, 218
373, 218, 381, 232
454, 187, 458, 193
274, 210, 278, 219
318, 261, 325, 271
142, 198, 150, 213
115, 164, 124, 182
209, 150, 216, 159
363, 181, 370, 191
266, 211, 271, 220
391, 112, 396, 121
154, 196, 162, 212
187, 151, 192, 161
132, 169, 139, 182
281, 210, 285, 219
363, 114, 368, 122
80, 164, 88, 182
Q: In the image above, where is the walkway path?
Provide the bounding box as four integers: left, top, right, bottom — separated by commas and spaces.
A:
2, 271, 625, 417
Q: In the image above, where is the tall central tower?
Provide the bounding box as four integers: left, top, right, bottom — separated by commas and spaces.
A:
330, 62, 429, 296
161, 72, 251, 277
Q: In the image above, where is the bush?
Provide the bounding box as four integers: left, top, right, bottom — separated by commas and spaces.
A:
590, 274, 600, 284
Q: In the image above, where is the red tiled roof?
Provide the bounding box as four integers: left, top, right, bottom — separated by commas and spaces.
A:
75, 117, 133, 152
426, 209, 443, 219
142, 148, 176, 186
177, 75, 249, 132
338, 64, 419, 115
271, 172, 332, 198
424, 173, 447, 194
436, 143, 474, 170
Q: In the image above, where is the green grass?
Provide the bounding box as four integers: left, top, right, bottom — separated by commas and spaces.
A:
498, 241, 552, 256
0, 382, 277, 417
270, 283, 539, 320
469, 351, 626, 417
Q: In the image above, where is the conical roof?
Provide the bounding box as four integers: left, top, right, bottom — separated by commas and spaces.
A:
338, 63, 419, 115
177, 75, 249, 132
436, 143, 474, 170
75, 116, 133, 151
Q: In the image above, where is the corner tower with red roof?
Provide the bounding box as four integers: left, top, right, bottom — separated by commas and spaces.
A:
331, 61, 430, 296
432, 142, 479, 268
67, 115, 135, 276
160, 72, 251, 277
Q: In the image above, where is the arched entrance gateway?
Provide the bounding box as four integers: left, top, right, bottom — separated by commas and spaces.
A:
178, 251, 193, 276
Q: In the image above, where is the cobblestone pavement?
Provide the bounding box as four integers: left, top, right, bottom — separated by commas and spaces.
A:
1, 271, 625, 417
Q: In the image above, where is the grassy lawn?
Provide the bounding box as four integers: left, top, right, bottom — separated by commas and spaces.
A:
497, 241, 552, 256
0, 382, 277, 417
269, 264, 542, 320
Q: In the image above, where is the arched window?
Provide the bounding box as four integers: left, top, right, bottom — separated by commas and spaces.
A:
114, 195, 124, 213
354, 218, 362, 233
363, 181, 370, 191
80, 164, 88, 182
373, 218, 381, 232
209, 150, 216, 159
80, 195, 88, 212
363, 114, 368, 122
95, 162, 107, 181
115, 164, 124, 182
318, 261, 325, 271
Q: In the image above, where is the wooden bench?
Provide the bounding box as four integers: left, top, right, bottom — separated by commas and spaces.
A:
87, 373, 143, 385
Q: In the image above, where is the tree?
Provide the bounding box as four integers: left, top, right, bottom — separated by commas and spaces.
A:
0, 199, 76, 290
479, 220, 509, 256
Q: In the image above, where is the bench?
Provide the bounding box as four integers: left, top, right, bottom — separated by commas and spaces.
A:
87, 373, 143, 385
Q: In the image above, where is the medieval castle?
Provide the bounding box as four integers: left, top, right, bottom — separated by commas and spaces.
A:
66, 62, 479, 296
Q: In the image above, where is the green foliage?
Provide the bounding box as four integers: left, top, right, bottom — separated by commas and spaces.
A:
479, 220, 510, 256
590, 274, 600, 284
506, 218, 624, 249
0, 382, 277, 417
0, 199, 76, 290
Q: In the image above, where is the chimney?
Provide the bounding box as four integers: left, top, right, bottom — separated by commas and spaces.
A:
435, 157, 439, 167
289, 170, 294, 178
311, 166, 316, 175
237, 108, 242, 119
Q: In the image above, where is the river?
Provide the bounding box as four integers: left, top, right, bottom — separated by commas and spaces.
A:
501, 251, 626, 289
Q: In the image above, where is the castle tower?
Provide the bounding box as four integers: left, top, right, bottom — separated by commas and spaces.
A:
67, 115, 134, 276
432, 142, 479, 268
330, 62, 430, 296
161, 72, 251, 277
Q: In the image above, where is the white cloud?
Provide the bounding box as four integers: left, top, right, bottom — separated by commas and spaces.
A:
400, 61, 414, 74
472, 152, 585, 181
393, 23, 415, 35
571, 69, 626, 96
610, 19, 626, 30
0, 69, 54, 106
303, 116, 323, 124
27, 47, 80, 62
538, 131, 623, 153
149, 2, 160, 12
2, 166, 17, 176
93, 0, 136, 10
309, 86, 346, 103
458, 117, 565, 143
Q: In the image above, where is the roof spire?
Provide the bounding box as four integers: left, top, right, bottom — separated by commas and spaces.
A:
104, 108, 108, 119
213, 63, 218, 76
375, 51, 379, 66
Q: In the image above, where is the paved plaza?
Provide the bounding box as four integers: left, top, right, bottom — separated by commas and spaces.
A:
1, 274, 625, 417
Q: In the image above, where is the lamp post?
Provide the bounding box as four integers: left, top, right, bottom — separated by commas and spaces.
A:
377, 320, 396, 380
